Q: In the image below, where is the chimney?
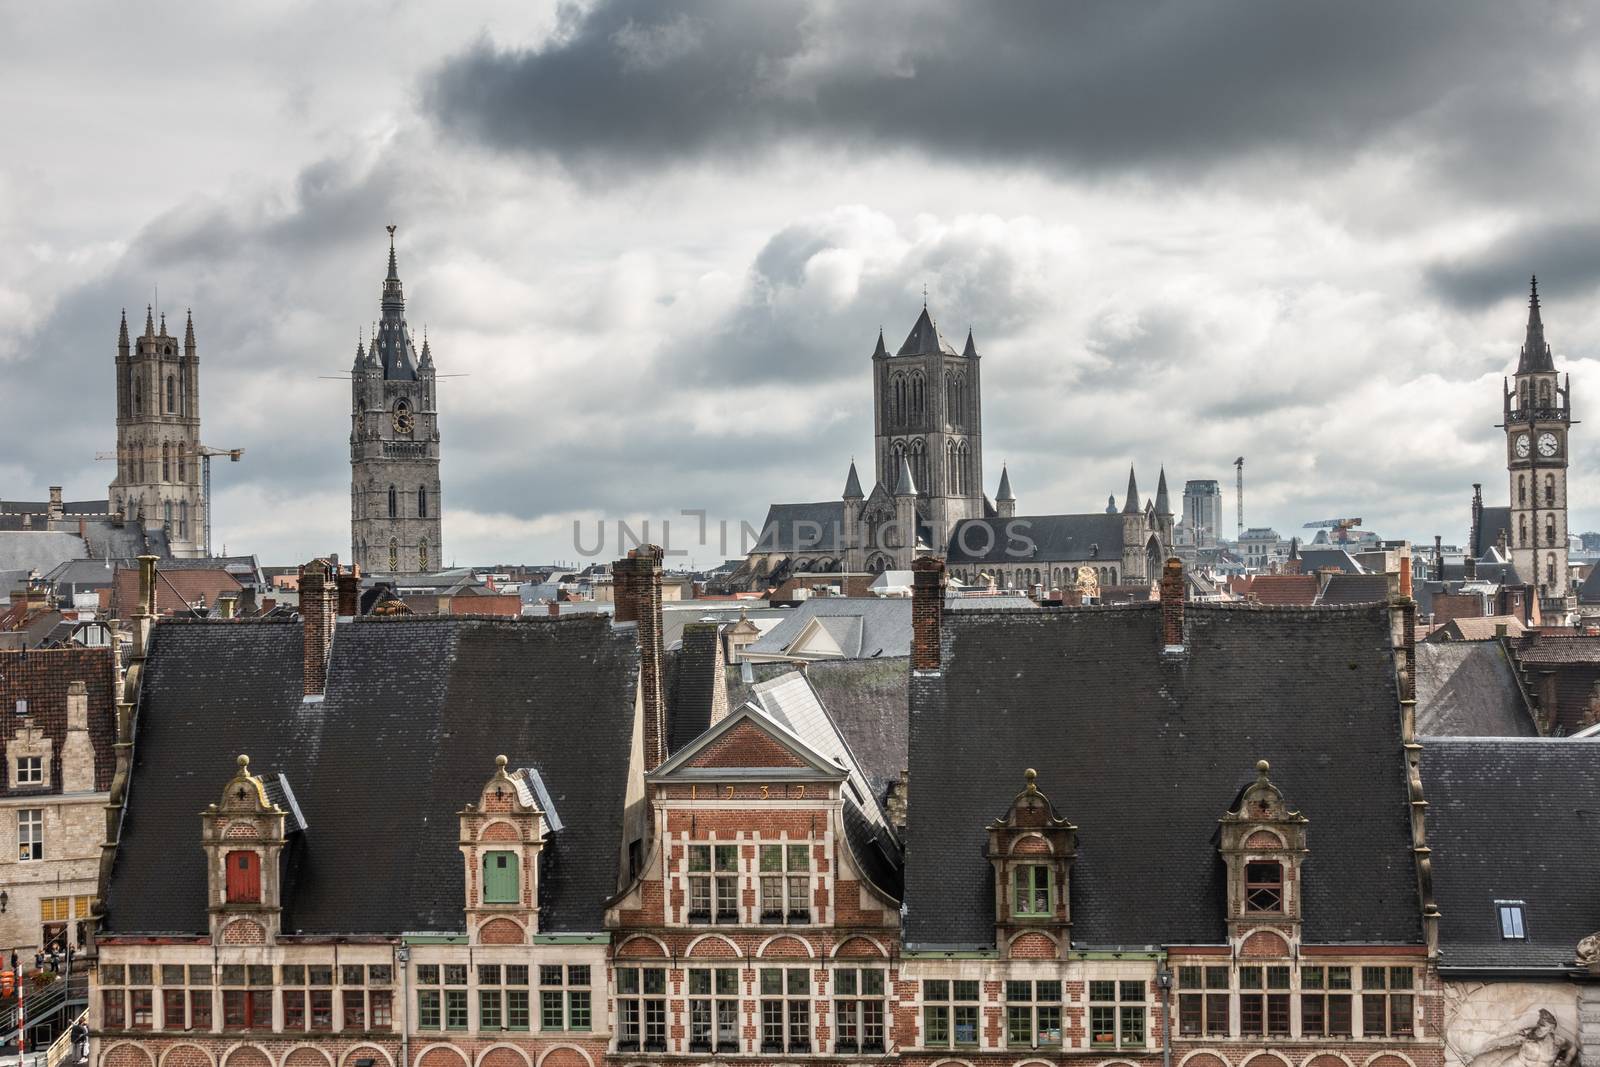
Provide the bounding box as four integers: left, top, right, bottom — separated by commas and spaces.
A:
1160, 557, 1185, 652
336, 564, 361, 619
298, 558, 337, 698
62, 680, 95, 793
1469, 483, 1483, 556
48, 487, 63, 522
217, 593, 238, 619
1432, 535, 1444, 582
1398, 556, 1413, 599
911, 555, 945, 670
131, 554, 158, 659
614, 545, 666, 770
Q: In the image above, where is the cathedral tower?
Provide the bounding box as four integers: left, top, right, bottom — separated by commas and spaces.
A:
350, 226, 443, 575
110, 306, 204, 556
871, 304, 985, 538
1502, 277, 1574, 612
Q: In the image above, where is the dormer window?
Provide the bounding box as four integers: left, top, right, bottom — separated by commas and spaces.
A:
1244, 861, 1283, 913
1497, 900, 1526, 939
483, 851, 519, 904
1013, 865, 1053, 918
225, 850, 261, 903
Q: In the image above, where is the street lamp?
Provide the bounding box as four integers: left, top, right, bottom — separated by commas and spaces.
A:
0, 890, 9, 913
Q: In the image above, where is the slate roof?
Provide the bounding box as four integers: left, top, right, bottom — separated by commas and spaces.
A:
946, 514, 1126, 565
897, 308, 958, 357
1512, 635, 1600, 665
1297, 547, 1364, 575
104, 613, 640, 936
1421, 738, 1600, 971
0, 532, 87, 575
1472, 507, 1512, 558
752, 502, 847, 554
1414, 642, 1536, 737
906, 601, 1420, 950
1579, 565, 1600, 605
729, 657, 909, 803
1316, 572, 1392, 605
745, 598, 912, 659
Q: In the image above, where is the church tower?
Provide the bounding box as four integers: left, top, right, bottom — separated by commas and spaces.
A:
350, 226, 443, 575
1502, 277, 1574, 613
871, 303, 986, 539
110, 306, 204, 556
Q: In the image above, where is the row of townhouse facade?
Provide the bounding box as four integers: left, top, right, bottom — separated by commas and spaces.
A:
89, 552, 1598, 1067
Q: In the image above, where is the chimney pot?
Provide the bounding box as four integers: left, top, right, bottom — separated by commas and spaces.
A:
298, 558, 337, 697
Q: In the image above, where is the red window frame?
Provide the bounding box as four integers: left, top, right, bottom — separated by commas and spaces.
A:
370, 989, 393, 1029
189, 989, 212, 1031
129, 989, 154, 1030
162, 989, 186, 1030
102, 990, 126, 1029
343, 990, 366, 1031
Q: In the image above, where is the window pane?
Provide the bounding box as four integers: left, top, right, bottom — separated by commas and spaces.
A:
1119, 980, 1143, 1001
953, 980, 979, 1001
923, 980, 948, 1001
688, 845, 710, 872
787, 844, 810, 871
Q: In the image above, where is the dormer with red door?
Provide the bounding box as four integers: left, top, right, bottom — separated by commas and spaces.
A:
201, 754, 296, 946
459, 755, 552, 945
1219, 759, 1309, 955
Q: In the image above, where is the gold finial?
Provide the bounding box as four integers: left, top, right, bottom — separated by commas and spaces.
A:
1256, 759, 1270, 778
495, 754, 508, 769
1024, 768, 1038, 793
237, 754, 250, 772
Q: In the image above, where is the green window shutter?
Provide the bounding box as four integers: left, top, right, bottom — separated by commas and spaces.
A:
483, 851, 520, 903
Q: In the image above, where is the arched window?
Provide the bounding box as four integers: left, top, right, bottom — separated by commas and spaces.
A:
163, 500, 173, 530
419, 538, 430, 572
133, 377, 142, 415
418, 485, 428, 518
1547, 554, 1556, 585
1540, 380, 1551, 406
388, 485, 398, 519
166, 375, 175, 413
179, 500, 189, 538
1546, 517, 1557, 546
388, 538, 399, 572
1518, 476, 1526, 504
946, 442, 958, 494
177, 451, 186, 481
1545, 475, 1555, 507
1520, 516, 1528, 547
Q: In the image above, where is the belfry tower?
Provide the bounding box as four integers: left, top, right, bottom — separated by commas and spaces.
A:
1501, 277, 1575, 614
350, 226, 444, 575
110, 307, 204, 556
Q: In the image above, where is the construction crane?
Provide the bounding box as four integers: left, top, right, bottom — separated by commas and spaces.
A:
94, 445, 243, 556
1234, 457, 1245, 541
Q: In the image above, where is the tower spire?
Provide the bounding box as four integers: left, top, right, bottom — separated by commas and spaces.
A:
118, 308, 130, 354
1122, 466, 1141, 514
184, 308, 196, 351
144, 305, 155, 338
1518, 274, 1554, 373
1154, 466, 1171, 516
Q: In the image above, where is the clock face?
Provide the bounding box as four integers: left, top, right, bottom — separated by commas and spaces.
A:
392, 400, 414, 434
1515, 433, 1531, 458
1538, 431, 1559, 457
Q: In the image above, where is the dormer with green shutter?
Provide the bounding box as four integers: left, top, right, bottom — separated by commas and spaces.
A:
459, 755, 553, 945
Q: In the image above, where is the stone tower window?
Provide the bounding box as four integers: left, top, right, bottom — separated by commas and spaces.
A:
134, 377, 142, 414
180, 500, 189, 539
1546, 517, 1557, 546
1545, 474, 1555, 506
388, 485, 398, 519
388, 539, 399, 572
419, 485, 428, 518
1244, 861, 1283, 912
1519, 475, 1526, 504
166, 375, 176, 413
163, 501, 173, 530
419, 538, 429, 572
162, 443, 171, 481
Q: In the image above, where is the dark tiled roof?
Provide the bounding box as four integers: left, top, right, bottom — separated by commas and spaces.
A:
666, 624, 721, 754
1579, 566, 1600, 605
1297, 547, 1363, 575
1512, 635, 1600, 664
1414, 643, 1536, 737
897, 308, 957, 357
945, 514, 1126, 565
105, 613, 640, 936
1472, 507, 1512, 558
0, 646, 118, 793
1316, 572, 1392, 605
1421, 738, 1600, 971
752, 502, 847, 553
906, 602, 1420, 950
745, 598, 911, 659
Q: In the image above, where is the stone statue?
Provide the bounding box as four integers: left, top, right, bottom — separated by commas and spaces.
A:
1576, 932, 1600, 968
1467, 1009, 1578, 1067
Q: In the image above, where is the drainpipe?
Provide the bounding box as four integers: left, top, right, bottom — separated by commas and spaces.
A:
1157, 960, 1174, 1067
397, 942, 411, 1067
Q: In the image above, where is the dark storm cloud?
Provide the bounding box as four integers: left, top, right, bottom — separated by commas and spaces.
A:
425, 0, 1585, 183
1426, 220, 1600, 308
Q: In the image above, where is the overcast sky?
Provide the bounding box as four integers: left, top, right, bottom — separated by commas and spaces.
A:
6, 0, 1600, 568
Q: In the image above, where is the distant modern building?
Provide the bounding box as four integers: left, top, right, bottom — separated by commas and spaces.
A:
1182, 479, 1222, 548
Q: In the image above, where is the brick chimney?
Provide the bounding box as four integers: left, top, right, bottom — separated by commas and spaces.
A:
47, 487, 63, 522
336, 564, 361, 619
614, 545, 666, 769
299, 558, 337, 698
911, 556, 945, 670
1160, 557, 1185, 652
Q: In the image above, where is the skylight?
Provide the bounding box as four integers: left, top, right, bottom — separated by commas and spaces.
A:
1496, 900, 1526, 939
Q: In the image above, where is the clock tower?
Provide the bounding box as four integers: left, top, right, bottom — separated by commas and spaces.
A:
350, 226, 444, 576
1502, 277, 1575, 614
